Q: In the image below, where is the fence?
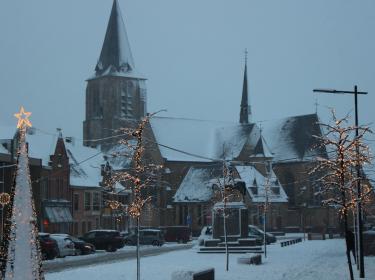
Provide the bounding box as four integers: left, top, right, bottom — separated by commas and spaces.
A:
280, 238, 302, 247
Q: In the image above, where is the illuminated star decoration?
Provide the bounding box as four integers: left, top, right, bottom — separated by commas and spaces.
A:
14, 106, 32, 129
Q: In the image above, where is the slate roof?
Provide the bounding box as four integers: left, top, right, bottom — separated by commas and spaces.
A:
251, 134, 273, 158
150, 117, 258, 162
262, 114, 326, 162
92, 0, 145, 80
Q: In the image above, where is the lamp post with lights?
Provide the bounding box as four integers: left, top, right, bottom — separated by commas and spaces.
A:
313, 85, 368, 278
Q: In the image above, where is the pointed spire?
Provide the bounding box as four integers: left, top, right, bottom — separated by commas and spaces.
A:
240, 49, 251, 124
95, 0, 136, 77
57, 128, 63, 139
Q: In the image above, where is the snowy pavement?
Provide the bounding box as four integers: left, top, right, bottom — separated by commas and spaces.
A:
46, 239, 375, 280
43, 243, 192, 272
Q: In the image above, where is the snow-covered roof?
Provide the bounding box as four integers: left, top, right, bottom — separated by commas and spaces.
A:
0, 145, 8, 154
213, 124, 255, 160
235, 165, 288, 203
66, 141, 103, 188
104, 140, 136, 170
262, 114, 326, 162
173, 165, 223, 203
251, 135, 273, 158
0, 124, 16, 155
150, 117, 257, 162
24, 128, 104, 188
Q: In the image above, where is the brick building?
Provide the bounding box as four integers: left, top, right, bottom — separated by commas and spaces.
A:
81, 0, 347, 235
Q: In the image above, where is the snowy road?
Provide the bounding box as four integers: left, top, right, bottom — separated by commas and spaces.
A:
46, 239, 375, 280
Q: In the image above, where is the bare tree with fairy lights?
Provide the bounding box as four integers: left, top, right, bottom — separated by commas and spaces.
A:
311, 111, 372, 280
2, 107, 44, 280
108, 112, 162, 280
210, 161, 244, 272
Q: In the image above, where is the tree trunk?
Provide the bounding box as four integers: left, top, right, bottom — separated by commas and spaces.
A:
223, 206, 229, 271
137, 217, 140, 280
344, 213, 354, 280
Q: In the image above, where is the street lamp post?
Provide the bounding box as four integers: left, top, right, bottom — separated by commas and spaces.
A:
313, 85, 368, 278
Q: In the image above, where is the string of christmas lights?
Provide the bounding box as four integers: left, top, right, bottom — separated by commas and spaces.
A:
3, 107, 44, 280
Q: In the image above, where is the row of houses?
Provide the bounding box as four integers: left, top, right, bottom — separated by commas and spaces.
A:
0, 126, 132, 237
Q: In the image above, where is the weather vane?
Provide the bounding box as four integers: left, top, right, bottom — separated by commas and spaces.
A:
14, 106, 32, 129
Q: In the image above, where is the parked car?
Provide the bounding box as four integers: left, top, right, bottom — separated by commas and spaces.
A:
81, 230, 125, 252
125, 229, 165, 246
49, 234, 76, 257
51, 234, 95, 255
159, 226, 191, 243
38, 233, 59, 260
248, 225, 277, 244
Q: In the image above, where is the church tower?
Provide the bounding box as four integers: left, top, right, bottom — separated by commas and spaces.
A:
83, 0, 147, 148
239, 51, 252, 124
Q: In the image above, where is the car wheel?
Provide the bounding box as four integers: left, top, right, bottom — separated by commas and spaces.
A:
106, 244, 117, 252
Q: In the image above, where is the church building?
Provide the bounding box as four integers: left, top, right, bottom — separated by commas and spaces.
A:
83, 0, 340, 235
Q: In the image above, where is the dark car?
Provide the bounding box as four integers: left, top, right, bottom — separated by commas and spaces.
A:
248, 225, 277, 244
51, 234, 95, 255
38, 233, 59, 260
81, 230, 124, 252
125, 229, 165, 246
159, 226, 191, 243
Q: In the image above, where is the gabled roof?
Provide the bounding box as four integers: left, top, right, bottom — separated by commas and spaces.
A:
92, 0, 144, 80
66, 141, 103, 188
173, 165, 223, 203
262, 113, 326, 162
150, 117, 258, 162
0, 144, 8, 154
23, 128, 104, 188
235, 165, 288, 203
251, 135, 273, 158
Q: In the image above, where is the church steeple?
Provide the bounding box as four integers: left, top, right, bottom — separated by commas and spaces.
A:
95, 0, 137, 77
240, 50, 251, 124
84, 0, 147, 148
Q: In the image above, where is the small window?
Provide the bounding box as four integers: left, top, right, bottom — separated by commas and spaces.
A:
74, 194, 79, 211
93, 192, 100, 211
271, 187, 280, 195
84, 192, 91, 211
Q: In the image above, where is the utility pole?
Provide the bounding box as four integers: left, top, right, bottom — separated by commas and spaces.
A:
313, 85, 368, 278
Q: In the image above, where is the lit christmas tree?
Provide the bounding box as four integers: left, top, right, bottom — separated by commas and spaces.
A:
4, 107, 44, 280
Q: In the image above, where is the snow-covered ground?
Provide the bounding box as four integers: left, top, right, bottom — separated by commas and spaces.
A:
46, 238, 375, 280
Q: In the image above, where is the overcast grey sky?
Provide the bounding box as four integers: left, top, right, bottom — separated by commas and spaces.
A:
0, 0, 374, 149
